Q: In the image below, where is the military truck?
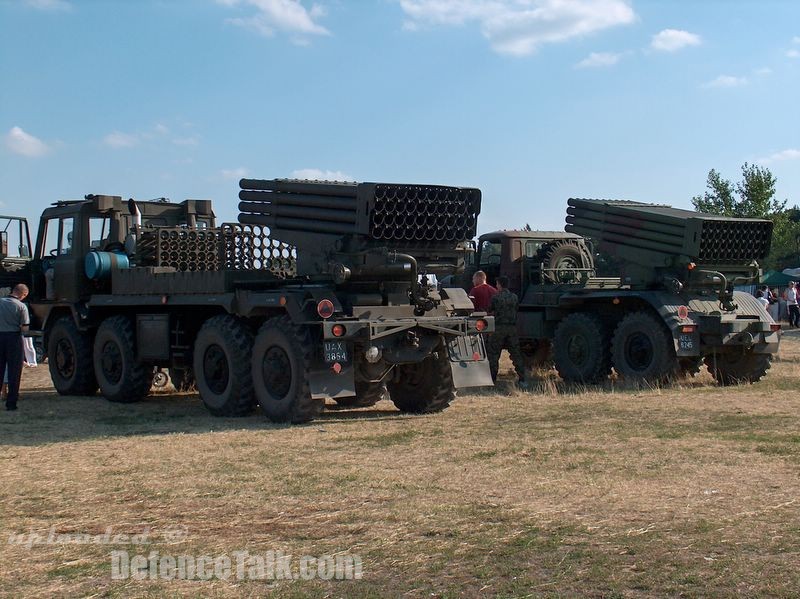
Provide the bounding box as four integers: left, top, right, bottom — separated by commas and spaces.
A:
466, 199, 780, 385
20, 180, 492, 423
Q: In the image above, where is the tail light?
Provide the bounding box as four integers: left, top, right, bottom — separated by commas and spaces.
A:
474, 319, 488, 332
680, 325, 696, 333
770, 323, 781, 332
332, 324, 346, 337
317, 299, 335, 319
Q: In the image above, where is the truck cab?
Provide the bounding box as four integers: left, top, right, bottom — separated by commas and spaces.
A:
467, 230, 594, 296
30, 195, 215, 324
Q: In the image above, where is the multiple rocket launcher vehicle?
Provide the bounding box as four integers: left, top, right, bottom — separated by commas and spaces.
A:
1, 179, 781, 422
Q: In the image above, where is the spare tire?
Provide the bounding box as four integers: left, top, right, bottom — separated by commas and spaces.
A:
538, 240, 594, 284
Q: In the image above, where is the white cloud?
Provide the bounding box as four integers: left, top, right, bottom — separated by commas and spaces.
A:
291, 168, 353, 181
793, 36, 800, 44
787, 49, 800, 59
703, 75, 748, 88
650, 28, 701, 52
23, 0, 72, 11
575, 51, 621, 68
103, 131, 140, 148
221, 167, 249, 180
754, 67, 772, 76
220, 0, 329, 41
398, 0, 636, 56
5, 126, 51, 157
757, 148, 800, 164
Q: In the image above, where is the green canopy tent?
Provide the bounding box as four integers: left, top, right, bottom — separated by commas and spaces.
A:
761, 270, 800, 286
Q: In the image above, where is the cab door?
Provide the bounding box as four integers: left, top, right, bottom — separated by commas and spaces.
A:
39, 216, 80, 302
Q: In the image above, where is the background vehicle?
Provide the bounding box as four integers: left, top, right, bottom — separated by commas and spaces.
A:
465, 199, 780, 385
18, 181, 492, 423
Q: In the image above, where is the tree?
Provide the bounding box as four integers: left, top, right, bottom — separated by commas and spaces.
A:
692, 169, 737, 216
692, 163, 785, 218
692, 163, 798, 269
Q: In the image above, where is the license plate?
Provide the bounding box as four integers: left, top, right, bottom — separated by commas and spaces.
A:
323, 340, 348, 363
678, 333, 695, 351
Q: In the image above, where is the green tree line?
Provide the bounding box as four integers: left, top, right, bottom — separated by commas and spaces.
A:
692, 163, 800, 270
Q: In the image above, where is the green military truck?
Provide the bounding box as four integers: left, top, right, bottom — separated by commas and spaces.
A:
17, 180, 492, 423
466, 199, 780, 385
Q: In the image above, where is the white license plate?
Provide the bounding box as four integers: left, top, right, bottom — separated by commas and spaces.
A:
323, 341, 348, 363
678, 333, 695, 351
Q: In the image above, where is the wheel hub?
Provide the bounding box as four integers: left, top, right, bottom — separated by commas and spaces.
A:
55, 338, 75, 378
262, 346, 292, 400
567, 333, 589, 366
625, 333, 654, 372
100, 340, 123, 384
203, 344, 230, 395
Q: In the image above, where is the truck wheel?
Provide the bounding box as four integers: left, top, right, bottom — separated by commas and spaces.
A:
611, 312, 678, 384
334, 381, 387, 408
704, 351, 771, 385
387, 347, 455, 414
193, 315, 255, 416
93, 316, 153, 403
553, 313, 610, 383
538, 240, 593, 284
47, 317, 98, 396
251, 316, 323, 423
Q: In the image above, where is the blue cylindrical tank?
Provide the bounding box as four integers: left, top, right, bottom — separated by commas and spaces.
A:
85, 250, 130, 280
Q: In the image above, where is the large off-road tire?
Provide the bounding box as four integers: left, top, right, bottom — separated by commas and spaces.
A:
538, 240, 594, 284
553, 313, 610, 383
611, 311, 678, 384
47, 317, 98, 396
387, 347, 455, 414
251, 316, 323, 424
334, 381, 387, 408
93, 316, 153, 403
705, 351, 772, 385
193, 315, 255, 416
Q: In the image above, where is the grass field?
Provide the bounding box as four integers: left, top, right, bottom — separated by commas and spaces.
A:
1, 332, 799, 598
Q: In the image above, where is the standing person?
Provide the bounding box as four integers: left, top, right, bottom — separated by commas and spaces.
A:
756, 290, 770, 311
0, 284, 30, 411
487, 276, 527, 388
469, 270, 497, 312
786, 281, 799, 328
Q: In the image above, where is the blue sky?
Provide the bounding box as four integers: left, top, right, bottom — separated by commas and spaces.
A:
1, 0, 798, 236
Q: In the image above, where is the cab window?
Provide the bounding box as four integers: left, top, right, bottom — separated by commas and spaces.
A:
60, 218, 74, 255
41, 217, 74, 257
89, 217, 110, 249
525, 240, 543, 258
478, 240, 502, 267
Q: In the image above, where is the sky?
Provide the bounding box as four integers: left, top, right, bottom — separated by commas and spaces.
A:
1, 0, 799, 237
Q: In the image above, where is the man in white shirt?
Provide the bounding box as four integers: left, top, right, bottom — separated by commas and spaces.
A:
786, 281, 799, 328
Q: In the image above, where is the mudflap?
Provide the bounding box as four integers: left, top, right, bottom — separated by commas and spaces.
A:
308, 363, 356, 400
446, 334, 493, 388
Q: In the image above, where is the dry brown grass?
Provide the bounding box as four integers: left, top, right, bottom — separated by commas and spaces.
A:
1, 333, 799, 598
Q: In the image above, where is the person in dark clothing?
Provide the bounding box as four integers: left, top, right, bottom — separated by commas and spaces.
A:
469, 270, 497, 312
0, 284, 30, 411
487, 276, 527, 387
